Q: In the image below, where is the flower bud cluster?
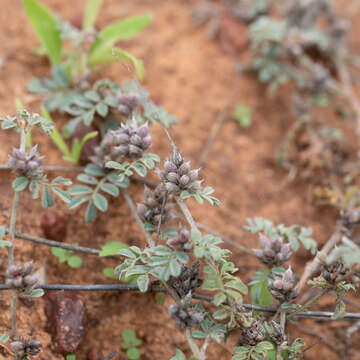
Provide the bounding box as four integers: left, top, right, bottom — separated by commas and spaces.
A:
137, 185, 173, 227
238, 320, 266, 346
10, 338, 42, 357
167, 225, 192, 251
268, 267, 298, 302
168, 262, 202, 298
116, 90, 140, 115
253, 234, 291, 267
168, 292, 204, 330
91, 122, 152, 166
268, 320, 285, 345
160, 151, 202, 195
322, 261, 348, 285
8, 145, 44, 179
6, 261, 38, 290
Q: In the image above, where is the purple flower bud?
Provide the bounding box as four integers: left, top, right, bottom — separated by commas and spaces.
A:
164, 161, 177, 172
283, 267, 294, 283
137, 203, 148, 218
166, 172, 179, 183
178, 161, 191, 175
179, 175, 190, 186
188, 169, 199, 181
23, 275, 38, 287
273, 279, 283, 289
137, 124, 149, 138
259, 234, 271, 249
172, 151, 183, 166
141, 135, 152, 149
10, 341, 25, 352
130, 134, 143, 146
22, 261, 34, 275
165, 182, 180, 193
13, 276, 23, 288
128, 144, 143, 158
116, 133, 130, 144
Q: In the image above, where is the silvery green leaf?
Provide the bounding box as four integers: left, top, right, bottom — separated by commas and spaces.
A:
0, 240, 12, 248
96, 102, 108, 117
0, 226, 5, 239
12, 176, 29, 192
93, 193, 108, 212
137, 274, 149, 292
77, 173, 98, 185
100, 182, 119, 197
42, 185, 54, 208
51, 176, 72, 186
132, 162, 147, 177
192, 330, 207, 339
118, 248, 137, 259
0, 333, 10, 344
69, 185, 93, 196
84, 90, 101, 102
82, 109, 95, 126
85, 201, 97, 222
52, 187, 71, 203
30, 288, 44, 298
175, 251, 189, 264
169, 259, 181, 277
84, 164, 105, 177
67, 196, 89, 210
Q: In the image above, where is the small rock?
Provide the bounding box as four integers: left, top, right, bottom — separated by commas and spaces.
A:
44, 291, 87, 354
41, 210, 67, 242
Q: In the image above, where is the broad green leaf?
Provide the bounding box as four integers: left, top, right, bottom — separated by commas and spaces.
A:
83, 0, 103, 30
93, 192, 108, 212
99, 241, 128, 257
103, 267, 116, 279
41, 106, 71, 157
126, 347, 140, 360
171, 349, 186, 360
191, 330, 207, 339
12, 176, 29, 192
23, 0, 62, 64
88, 14, 152, 65
77, 174, 98, 185
122, 328, 137, 343
68, 255, 83, 268
112, 47, 145, 80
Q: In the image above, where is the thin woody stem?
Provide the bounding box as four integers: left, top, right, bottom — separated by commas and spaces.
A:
8, 128, 26, 339
175, 197, 199, 232
288, 288, 328, 320
120, 188, 154, 247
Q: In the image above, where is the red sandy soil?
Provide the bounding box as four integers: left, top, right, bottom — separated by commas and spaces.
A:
0, 0, 359, 359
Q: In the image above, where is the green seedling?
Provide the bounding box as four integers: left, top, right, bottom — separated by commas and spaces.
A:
23, 0, 151, 82
51, 244, 83, 268
121, 328, 142, 360
41, 106, 98, 165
